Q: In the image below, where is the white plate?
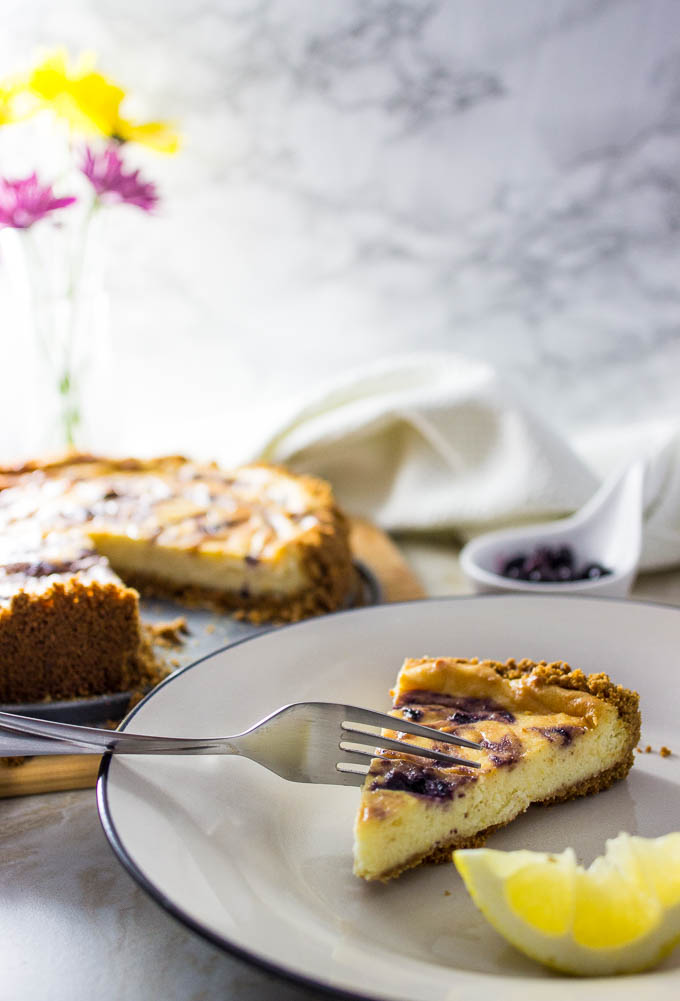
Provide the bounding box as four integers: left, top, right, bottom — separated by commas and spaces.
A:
98, 595, 680, 1000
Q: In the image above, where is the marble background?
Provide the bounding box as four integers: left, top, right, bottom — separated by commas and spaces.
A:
1, 0, 679, 461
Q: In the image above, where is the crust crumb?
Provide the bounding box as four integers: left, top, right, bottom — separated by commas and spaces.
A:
147, 616, 189, 647
637, 743, 672, 757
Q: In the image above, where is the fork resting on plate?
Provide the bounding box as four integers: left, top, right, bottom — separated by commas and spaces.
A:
0, 703, 482, 786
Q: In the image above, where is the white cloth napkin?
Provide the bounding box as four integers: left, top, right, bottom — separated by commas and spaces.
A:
255, 354, 680, 572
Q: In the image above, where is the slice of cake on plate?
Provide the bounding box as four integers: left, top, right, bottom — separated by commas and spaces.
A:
0, 453, 354, 704
353, 656, 640, 881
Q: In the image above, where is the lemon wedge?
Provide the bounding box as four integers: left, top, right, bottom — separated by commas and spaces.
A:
454, 832, 680, 976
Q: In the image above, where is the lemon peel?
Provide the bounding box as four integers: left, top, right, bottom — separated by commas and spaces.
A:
454, 832, 680, 976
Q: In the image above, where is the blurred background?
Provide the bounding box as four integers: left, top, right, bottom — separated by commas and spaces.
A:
1, 0, 679, 462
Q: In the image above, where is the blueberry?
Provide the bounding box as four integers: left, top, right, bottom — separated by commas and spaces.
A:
554, 545, 574, 568
499, 545, 610, 584
501, 555, 526, 578
581, 563, 611, 580
524, 552, 544, 573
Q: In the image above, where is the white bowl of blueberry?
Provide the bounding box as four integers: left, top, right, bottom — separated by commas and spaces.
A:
459, 463, 644, 598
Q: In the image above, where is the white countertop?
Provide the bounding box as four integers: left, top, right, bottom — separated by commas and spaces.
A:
2, 545, 679, 1001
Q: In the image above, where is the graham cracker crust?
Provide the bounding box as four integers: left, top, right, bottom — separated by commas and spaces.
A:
490, 657, 641, 737
0, 580, 168, 704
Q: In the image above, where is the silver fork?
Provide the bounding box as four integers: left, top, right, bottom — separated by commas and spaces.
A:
0, 703, 482, 786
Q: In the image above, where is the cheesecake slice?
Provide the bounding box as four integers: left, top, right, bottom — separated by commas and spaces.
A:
0, 453, 354, 704
353, 657, 640, 882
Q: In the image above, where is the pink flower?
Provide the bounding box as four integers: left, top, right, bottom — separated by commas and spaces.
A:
0, 174, 76, 229
80, 145, 158, 211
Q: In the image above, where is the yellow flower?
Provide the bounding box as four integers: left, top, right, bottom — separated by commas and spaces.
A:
112, 119, 180, 154
25, 50, 180, 153
0, 88, 13, 125
0, 72, 29, 125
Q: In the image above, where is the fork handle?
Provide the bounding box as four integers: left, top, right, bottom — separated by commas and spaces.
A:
0, 731, 94, 757
0, 711, 240, 757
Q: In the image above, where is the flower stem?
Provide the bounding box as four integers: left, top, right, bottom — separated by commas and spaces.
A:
20, 196, 99, 449
64, 198, 98, 405
58, 370, 81, 448
20, 229, 60, 375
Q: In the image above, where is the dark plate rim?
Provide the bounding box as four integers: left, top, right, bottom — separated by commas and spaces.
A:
96, 592, 680, 1001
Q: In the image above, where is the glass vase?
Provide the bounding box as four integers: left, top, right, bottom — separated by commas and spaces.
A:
1, 212, 109, 453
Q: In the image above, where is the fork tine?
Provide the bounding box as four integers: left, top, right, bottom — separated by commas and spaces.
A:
334, 762, 370, 786
339, 730, 480, 768
342, 706, 483, 750
339, 745, 464, 771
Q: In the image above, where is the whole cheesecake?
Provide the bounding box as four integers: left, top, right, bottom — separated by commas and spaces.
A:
0, 453, 354, 703
353, 656, 641, 881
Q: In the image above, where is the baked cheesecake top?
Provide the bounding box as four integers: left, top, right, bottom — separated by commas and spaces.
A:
0, 453, 343, 604
364, 656, 640, 809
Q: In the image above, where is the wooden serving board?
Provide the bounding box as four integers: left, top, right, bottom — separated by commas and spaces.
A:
0, 519, 424, 798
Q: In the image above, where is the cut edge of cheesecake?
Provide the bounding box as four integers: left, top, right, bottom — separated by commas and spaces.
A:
0, 579, 167, 704
353, 657, 641, 882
